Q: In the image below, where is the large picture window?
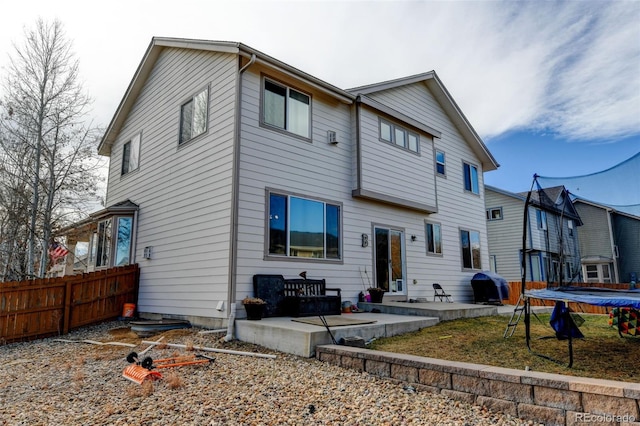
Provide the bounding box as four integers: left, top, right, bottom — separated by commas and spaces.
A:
425, 222, 442, 255
268, 192, 340, 260
121, 133, 140, 175
463, 162, 479, 194
179, 88, 209, 144
263, 79, 310, 138
460, 229, 481, 270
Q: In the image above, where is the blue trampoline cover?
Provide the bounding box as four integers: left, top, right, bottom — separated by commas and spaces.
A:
471, 271, 510, 300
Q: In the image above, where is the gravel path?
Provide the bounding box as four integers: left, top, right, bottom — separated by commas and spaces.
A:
0, 321, 536, 425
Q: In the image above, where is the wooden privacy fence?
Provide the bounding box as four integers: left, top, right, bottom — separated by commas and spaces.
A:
0, 264, 139, 343
506, 281, 631, 315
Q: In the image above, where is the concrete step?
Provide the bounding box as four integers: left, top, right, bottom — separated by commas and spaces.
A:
360, 300, 499, 321
235, 312, 438, 357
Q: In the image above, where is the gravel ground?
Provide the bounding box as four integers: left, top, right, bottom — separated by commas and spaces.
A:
0, 321, 537, 426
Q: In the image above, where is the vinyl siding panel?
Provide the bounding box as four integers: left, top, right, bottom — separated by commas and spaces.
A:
105, 47, 238, 318
613, 214, 640, 282
574, 203, 614, 259
485, 189, 525, 281
235, 66, 356, 299
358, 106, 437, 209
367, 82, 491, 301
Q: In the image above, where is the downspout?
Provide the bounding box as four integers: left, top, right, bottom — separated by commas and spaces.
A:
354, 97, 362, 191
225, 53, 256, 342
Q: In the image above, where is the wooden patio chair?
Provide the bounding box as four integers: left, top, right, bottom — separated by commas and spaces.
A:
433, 283, 453, 303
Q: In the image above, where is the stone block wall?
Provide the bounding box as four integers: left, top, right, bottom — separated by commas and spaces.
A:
316, 345, 640, 426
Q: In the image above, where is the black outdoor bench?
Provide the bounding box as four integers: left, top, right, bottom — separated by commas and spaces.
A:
283, 278, 342, 317
252, 275, 342, 317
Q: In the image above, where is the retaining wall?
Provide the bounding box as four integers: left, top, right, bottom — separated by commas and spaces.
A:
317, 345, 640, 426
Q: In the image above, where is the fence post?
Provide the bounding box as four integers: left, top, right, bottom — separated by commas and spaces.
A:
62, 278, 73, 335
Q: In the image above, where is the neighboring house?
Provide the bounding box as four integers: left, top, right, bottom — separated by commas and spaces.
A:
573, 199, 640, 284
60, 37, 498, 327
485, 185, 582, 284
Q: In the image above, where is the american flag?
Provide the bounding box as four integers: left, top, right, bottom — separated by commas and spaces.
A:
49, 242, 69, 262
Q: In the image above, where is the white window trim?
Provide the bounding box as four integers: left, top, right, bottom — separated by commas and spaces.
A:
536, 209, 548, 230
486, 207, 503, 221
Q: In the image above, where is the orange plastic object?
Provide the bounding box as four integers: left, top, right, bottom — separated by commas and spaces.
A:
122, 364, 163, 384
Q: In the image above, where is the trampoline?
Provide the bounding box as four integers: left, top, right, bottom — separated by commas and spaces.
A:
522, 287, 640, 367
526, 287, 640, 310
510, 170, 640, 367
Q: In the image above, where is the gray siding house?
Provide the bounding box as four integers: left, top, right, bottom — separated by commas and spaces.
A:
65, 37, 499, 327
485, 185, 582, 284
573, 199, 640, 284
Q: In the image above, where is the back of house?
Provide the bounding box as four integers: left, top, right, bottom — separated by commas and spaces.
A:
76, 37, 499, 327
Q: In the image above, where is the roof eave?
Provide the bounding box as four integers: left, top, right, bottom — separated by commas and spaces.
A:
425, 73, 499, 172
348, 71, 499, 172
97, 38, 356, 157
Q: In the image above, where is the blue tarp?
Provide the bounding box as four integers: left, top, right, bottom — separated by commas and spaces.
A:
549, 301, 584, 339
527, 287, 640, 310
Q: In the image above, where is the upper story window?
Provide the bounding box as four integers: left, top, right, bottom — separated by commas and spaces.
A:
179, 87, 209, 144
568, 219, 574, 236
425, 221, 442, 255
536, 209, 547, 230
379, 118, 419, 153
460, 229, 482, 270
486, 207, 503, 221
268, 191, 341, 260
263, 79, 310, 138
121, 132, 141, 175
463, 162, 479, 194
435, 150, 446, 176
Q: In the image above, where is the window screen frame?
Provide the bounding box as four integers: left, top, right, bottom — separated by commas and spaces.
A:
179, 86, 209, 145
378, 117, 420, 154
261, 77, 312, 140
266, 189, 343, 263
121, 132, 141, 175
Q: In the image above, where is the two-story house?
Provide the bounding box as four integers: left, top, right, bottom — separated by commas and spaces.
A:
573, 199, 640, 284
485, 185, 582, 284
61, 37, 498, 327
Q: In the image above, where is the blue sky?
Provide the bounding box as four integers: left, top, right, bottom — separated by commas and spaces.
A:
1, 0, 638, 195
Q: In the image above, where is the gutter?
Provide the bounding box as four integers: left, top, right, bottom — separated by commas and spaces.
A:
238, 50, 354, 105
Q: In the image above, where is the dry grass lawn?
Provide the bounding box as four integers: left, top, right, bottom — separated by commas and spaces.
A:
369, 313, 640, 383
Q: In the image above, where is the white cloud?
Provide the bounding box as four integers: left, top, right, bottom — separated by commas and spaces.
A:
1, 0, 638, 143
